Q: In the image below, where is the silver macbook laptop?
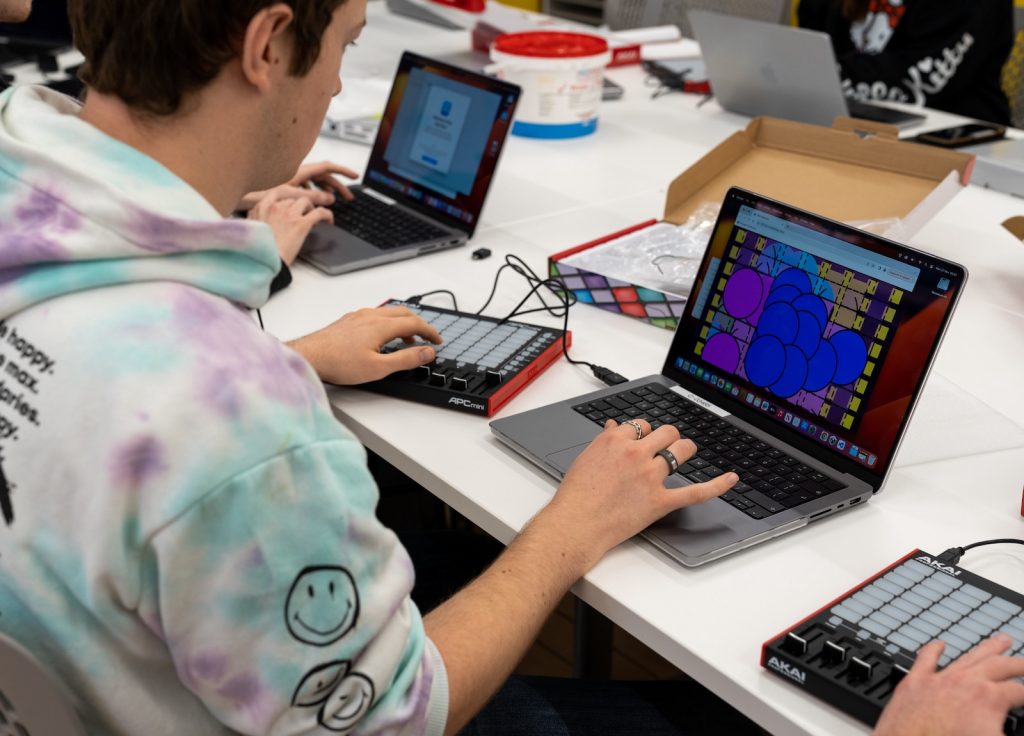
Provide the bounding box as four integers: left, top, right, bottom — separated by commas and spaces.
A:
300, 52, 520, 275
688, 10, 926, 130
490, 188, 965, 566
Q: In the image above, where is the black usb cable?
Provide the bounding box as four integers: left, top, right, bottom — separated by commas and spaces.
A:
937, 539, 1024, 566
409, 254, 629, 387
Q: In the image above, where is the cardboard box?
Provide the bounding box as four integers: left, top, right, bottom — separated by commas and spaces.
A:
1002, 216, 1024, 241
549, 116, 974, 330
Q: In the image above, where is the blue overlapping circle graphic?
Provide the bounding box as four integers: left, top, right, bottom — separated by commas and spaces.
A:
705, 267, 868, 399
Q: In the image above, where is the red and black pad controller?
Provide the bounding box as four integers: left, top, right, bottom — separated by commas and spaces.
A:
761, 549, 1024, 733
363, 300, 570, 417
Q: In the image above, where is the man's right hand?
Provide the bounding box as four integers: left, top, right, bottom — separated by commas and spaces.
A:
541, 418, 737, 574
425, 417, 734, 734
874, 635, 1024, 736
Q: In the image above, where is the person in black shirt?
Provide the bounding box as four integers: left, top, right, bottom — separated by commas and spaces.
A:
799, 0, 1014, 124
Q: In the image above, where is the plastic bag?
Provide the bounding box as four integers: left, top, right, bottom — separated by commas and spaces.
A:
561, 203, 721, 296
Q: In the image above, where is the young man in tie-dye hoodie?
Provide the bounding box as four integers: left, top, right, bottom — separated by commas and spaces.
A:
0, 0, 738, 734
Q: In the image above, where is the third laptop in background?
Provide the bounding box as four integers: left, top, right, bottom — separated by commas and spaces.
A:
491, 187, 964, 566
688, 10, 926, 130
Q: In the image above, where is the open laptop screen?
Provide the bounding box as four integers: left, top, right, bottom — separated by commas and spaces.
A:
363, 52, 519, 237
663, 188, 965, 487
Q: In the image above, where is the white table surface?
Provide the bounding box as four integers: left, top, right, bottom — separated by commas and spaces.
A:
261, 5, 1024, 734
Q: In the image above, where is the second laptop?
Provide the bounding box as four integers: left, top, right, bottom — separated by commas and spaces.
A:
300, 51, 521, 275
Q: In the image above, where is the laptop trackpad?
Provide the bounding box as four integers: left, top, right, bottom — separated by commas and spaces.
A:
546, 444, 588, 475
648, 501, 764, 557
546, 445, 692, 490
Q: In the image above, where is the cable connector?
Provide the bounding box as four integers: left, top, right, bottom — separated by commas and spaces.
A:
937, 547, 965, 566
936, 538, 1024, 565
592, 366, 628, 386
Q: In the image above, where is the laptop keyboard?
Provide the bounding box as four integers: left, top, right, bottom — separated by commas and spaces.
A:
331, 190, 451, 249
571, 383, 848, 519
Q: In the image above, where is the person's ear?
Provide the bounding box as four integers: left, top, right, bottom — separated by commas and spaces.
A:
240, 3, 295, 94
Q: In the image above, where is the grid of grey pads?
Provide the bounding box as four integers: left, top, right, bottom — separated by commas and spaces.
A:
827, 557, 1024, 668
405, 305, 543, 371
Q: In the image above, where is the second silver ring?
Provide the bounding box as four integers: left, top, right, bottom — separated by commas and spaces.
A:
623, 419, 644, 441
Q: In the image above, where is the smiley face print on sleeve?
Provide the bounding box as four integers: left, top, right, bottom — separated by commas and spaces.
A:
285, 566, 377, 731
318, 673, 375, 733
284, 566, 360, 647
291, 660, 350, 708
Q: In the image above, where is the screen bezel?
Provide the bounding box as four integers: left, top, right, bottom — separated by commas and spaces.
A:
363, 51, 520, 238
660, 187, 966, 490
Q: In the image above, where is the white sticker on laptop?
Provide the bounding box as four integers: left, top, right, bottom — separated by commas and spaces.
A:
669, 386, 730, 418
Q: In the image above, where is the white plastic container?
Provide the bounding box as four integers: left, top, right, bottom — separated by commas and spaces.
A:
488, 31, 611, 139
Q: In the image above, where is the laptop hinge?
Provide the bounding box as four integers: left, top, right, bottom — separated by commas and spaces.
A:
362, 187, 397, 206
669, 385, 730, 418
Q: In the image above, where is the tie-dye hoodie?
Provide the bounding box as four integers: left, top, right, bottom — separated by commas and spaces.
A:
0, 86, 447, 736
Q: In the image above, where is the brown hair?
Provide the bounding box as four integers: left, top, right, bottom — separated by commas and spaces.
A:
841, 0, 871, 23
68, 0, 346, 116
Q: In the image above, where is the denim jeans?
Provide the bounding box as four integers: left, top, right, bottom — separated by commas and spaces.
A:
394, 530, 761, 736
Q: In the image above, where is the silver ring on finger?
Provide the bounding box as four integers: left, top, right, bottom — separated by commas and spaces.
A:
623, 419, 644, 441
656, 448, 678, 474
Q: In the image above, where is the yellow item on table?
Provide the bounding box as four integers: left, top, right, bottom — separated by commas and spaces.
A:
494, 0, 540, 10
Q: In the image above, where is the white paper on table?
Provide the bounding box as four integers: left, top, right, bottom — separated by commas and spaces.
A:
893, 374, 1024, 467
323, 77, 392, 124
610, 25, 682, 44
641, 39, 702, 61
